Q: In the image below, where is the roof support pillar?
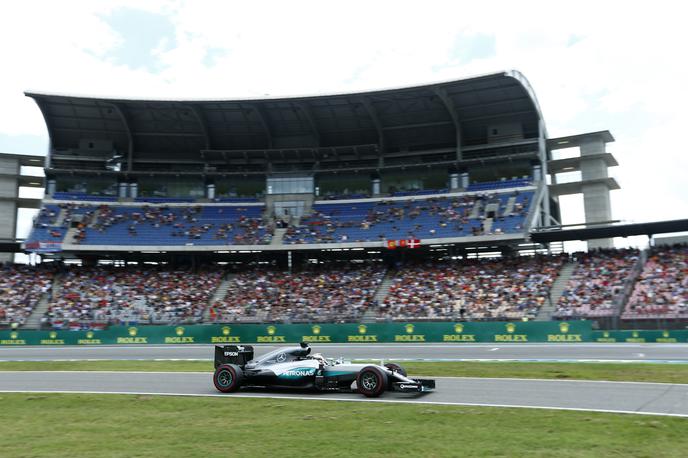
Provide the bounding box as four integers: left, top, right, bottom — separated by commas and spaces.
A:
249, 104, 273, 149
185, 104, 212, 150
359, 97, 385, 166
295, 102, 321, 147
107, 103, 134, 172
433, 87, 462, 161
31, 98, 55, 167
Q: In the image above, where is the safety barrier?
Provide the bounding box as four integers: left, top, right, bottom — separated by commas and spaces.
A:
0, 320, 595, 345
591, 329, 688, 343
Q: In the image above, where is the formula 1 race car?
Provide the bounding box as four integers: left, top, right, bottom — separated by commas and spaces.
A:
212, 343, 435, 398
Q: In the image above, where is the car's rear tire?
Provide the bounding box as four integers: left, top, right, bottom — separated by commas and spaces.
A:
357, 366, 388, 398
384, 363, 407, 377
213, 364, 243, 393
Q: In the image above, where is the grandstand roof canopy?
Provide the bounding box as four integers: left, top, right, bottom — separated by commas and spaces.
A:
26, 71, 544, 161
531, 219, 688, 243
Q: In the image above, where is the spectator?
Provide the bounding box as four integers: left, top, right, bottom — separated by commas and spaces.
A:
0, 264, 54, 327
624, 244, 688, 319
381, 255, 566, 321
212, 264, 385, 323
43, 266, 223, 330
555, 248, 639, 318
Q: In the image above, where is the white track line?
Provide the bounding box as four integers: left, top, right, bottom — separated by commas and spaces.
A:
0, 389, 686, 419
429, 376, 688, 387
0, 370, 209, 374
2, 371, 687, 387
3, 358, 688, 364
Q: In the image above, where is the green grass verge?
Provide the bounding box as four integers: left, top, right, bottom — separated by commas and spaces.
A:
2, 360, 688, 384
0, 393, 686, 458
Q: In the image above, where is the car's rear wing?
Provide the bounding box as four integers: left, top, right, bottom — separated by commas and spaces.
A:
214, 345, 255, 368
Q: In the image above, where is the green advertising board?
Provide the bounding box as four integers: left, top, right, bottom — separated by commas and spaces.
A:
0, 320, 594, 346
591, 329, 688, 343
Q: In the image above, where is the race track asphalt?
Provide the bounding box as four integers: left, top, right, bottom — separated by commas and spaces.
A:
1, 371, 687, 418
1, 343, 688, 363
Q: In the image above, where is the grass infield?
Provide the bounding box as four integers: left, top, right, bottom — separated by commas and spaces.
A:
1, 360, 688, 384
1, 393, 687, 458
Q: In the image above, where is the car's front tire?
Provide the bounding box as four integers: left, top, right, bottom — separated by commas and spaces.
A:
357, 366, 388, 398
213, 364, 243, 393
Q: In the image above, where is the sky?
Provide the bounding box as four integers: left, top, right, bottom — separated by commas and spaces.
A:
1, 0, 687, 250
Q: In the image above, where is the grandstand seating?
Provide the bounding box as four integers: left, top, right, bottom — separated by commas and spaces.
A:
623, 245, 688, 319
51, 193, 260, 204
19, 245, 688, 328
76, 204, 272, 246
214, 197, 260, 203
43, 266, 224, 329
134, 197, 196, 203
380, 255, 565, 321
210, 265, 385, 323
52, 192, 117, 202
284, 190, 532, 244
30, 188, 533, 248
28, 204, 273, 246
554, 248, 640, 318
25, 204, 67, 248
391, 189, 448, 197
466, 177, 532, 192
0, 265, 54, 326
321, 193, 370, 200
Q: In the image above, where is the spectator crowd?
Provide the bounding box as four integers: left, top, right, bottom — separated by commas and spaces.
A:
555, 248, 640, 318
381, 255, 566, 321
0, 264, 54, 327
284, 191, 530, 245
4, 244, 688, 329
624, 244, 688, 319
43, 266, 223, 329
210, 265, 385, 323
74, 204, 273, 245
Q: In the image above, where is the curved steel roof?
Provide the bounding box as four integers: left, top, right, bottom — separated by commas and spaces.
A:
26, 70, 544, 159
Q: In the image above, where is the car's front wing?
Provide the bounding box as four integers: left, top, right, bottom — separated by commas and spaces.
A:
391, 378, 435, 393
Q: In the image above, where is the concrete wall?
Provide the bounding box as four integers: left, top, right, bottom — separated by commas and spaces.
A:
654, 235, 688, 247
580, 137, 614, 249
582, 182, 613, 249
580, 157, 609, 180
579, 137, 605, 157
487, 122, 523, 143
0, 157, 19, 175
0, 176, 18, 198
0, 157, 22, 262
0, 200, 17, 240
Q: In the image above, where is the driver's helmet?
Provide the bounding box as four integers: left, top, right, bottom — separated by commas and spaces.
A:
311, 353, 327, 365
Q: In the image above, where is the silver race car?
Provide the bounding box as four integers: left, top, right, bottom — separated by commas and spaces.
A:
212, 343, 435, 398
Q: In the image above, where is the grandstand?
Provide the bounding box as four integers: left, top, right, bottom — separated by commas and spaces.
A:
623, 244, 688, 321
4, 246, 687, 330
23, 71, 563, 256
0, 70, 679, 331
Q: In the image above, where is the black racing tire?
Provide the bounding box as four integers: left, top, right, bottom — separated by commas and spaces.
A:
384, 363, 407, 377
357, 366, 388, 398
213, 364, 243, 393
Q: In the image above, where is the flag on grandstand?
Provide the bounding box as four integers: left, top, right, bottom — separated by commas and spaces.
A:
387, 239, 421, 249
